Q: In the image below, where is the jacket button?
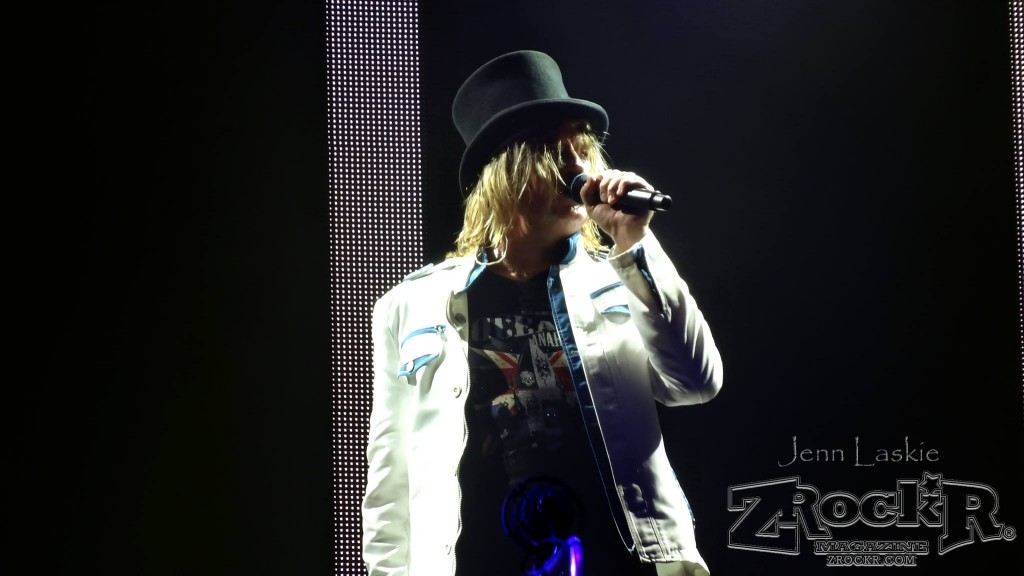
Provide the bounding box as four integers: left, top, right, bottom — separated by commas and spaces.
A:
453, 386, 463, 397
453, 312, 467, 325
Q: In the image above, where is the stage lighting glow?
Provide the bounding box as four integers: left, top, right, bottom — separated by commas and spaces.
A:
328, 1, 423, 573
1013, 2, 1024, 415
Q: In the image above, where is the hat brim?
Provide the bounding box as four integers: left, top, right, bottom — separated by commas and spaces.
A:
458, 98, 608, 193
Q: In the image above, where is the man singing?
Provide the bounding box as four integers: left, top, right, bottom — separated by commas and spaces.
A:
363, 50, 723, 576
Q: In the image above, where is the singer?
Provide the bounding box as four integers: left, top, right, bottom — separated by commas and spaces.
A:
363, 50, 723, 576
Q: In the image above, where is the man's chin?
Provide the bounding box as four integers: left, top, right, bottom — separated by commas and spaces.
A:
568, 202, 588, 220
553, 195, 584, 213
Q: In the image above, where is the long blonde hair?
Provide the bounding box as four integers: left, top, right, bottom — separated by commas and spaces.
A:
448, 124, 610, 259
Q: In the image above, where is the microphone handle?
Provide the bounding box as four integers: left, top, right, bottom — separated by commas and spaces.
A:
618, 189, 672, 212
567, 173, 672, 212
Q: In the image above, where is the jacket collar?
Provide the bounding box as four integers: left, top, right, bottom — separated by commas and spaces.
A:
458, 231, 583, 292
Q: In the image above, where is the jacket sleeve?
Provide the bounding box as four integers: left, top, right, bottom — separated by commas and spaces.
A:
608, 232, 723, 406
362, 293, 413, 575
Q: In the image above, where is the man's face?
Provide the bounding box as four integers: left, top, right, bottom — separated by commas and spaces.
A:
516, 122, 594, 238
523, 121, 595, 200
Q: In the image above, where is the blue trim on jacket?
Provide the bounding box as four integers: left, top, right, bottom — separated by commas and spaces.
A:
546, 233, 635, 551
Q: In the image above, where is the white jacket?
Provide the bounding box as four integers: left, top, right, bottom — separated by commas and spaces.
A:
363, 232, 723, 576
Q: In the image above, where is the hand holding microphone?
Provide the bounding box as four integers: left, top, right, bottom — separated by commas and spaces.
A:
567, 172, 672, 213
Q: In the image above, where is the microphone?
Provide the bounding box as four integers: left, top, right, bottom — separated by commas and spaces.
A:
567, 173, 672, 212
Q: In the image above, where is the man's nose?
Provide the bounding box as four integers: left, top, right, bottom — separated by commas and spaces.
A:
563, 141, 589, 174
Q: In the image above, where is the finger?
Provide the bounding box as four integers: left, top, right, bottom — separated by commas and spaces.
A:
579, 177, 600, 206
615, 172, 649, 195
589, 172, 608, 203
601, 171, 623, 204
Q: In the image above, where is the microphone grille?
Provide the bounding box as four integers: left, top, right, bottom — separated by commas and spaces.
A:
567, 173, 588, 204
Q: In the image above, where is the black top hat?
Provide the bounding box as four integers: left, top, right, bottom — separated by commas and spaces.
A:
452, 50, 609, 193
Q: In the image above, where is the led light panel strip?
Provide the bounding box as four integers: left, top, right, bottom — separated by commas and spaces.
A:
327, 1, 423, 573
1013, 2, 1024, 417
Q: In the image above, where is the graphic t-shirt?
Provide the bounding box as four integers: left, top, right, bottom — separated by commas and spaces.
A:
455, 267, 656, 576
464, 269, 586, 486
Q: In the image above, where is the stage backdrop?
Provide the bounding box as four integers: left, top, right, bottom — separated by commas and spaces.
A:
31, 1, 1018, 575
408, 2, 1021, 575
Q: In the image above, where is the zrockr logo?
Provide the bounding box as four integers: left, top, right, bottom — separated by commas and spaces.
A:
726, 473, 1017, 567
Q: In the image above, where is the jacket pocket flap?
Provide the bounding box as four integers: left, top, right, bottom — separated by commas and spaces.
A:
590, 282, 631, 316
397, 325, 445, 380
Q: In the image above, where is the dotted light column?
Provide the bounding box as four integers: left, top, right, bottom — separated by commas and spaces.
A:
1014, 2, 1024, 418
327, 1, 423, 574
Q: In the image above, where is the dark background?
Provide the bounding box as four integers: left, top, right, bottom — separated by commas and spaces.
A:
418, 2, 1021, 573
17, 1, 331, 574
14, 1, 1020, 575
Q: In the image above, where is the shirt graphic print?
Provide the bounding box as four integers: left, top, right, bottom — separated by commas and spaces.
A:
465, 268, 586, 486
